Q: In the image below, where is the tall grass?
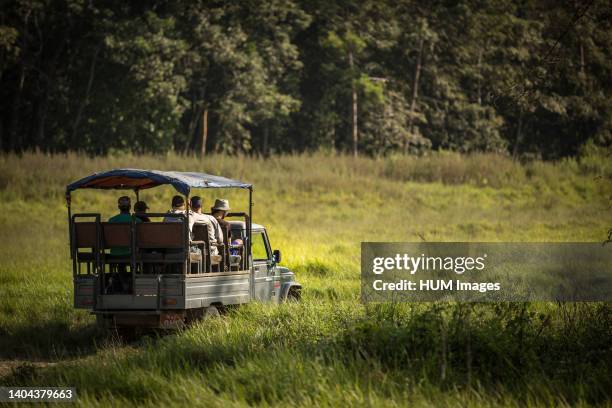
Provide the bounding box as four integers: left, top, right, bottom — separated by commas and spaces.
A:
0, 148, 609, 198
0, 150, 610, 406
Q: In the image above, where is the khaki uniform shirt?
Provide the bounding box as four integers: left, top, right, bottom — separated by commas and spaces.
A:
189, 211, 223, 255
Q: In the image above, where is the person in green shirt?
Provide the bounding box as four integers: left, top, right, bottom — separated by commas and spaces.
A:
108, 196, 140, 256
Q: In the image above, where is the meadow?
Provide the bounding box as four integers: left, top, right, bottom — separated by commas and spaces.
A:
0, 150, 610, 407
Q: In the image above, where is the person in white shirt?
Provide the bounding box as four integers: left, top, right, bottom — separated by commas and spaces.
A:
189, 196, 223, 255
163, 195, 187, 222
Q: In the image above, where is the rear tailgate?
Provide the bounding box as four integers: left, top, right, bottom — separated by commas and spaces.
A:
96, 275, 185, 310
74, 275, 96, 309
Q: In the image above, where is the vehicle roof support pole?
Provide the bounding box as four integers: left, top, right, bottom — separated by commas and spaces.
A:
246, 186, 253, 274
131, 216, 136, 294
133, 188, 139, 294
185, 194, 190, 275
66, 191, 76, 278
66, 191, 72, 248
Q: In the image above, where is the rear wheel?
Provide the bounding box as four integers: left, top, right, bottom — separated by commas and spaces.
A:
96, 314, 113, 330
98, 319, 137, 342
204, 305, 220, 318
186, 305, 222, 324
286, 287, 301, 303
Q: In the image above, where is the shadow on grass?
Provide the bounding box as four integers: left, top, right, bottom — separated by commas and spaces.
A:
0, 321, 170, 363
0, 321, 174, 388
0, 321, 104, 361
3, 303, 611, 405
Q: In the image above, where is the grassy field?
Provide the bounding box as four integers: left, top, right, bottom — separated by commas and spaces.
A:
0, 150, 610, 407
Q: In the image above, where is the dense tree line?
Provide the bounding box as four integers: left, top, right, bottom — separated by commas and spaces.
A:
0, 0, 610, 158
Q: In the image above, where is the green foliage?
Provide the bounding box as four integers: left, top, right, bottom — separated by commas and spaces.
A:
0, 0, 610, 156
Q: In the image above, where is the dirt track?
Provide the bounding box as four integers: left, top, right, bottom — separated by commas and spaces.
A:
0, 360, 58, 381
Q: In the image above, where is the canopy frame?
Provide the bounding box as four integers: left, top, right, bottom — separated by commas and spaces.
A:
66, 169, 253, 278
66, 168, 251, 196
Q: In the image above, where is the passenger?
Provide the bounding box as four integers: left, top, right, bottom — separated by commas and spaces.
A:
162, 196, 193, 274
211, 199, 232, 243
108, 196, 141, 256
164, 195, 187, 222
190, 196, 222, 256
109, 196, 133, 224
229, 238, 243, 270
230, 238, 243, 256
134, 200, 150, 222
134, 200, 156, 274
107, 196, 139, 291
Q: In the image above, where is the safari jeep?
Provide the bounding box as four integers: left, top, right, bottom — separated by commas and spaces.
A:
66, 169, 301, 329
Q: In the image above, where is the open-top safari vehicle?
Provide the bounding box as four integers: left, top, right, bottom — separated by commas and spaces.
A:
66, 169, 301, 329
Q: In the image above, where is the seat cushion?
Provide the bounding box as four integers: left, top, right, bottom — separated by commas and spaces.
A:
104, 254, 131, 263
139, 253, 164, 261
77, 253, 95, 262
165, 252, 186, 261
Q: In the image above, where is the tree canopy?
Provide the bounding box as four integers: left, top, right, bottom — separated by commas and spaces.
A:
1, 0, 610, 158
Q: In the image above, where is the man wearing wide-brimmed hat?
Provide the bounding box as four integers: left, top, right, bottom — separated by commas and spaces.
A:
211, 199, 232, 243
189, 196, 223, 256
211, 198, 230, 214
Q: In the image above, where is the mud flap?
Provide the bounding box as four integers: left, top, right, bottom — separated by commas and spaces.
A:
160, 311, 186, 329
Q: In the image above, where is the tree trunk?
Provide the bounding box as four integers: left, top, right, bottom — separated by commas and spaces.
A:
263, 121, 269, 157
579, 42, 586, 77
0, 57, 2, 150
331, 98, 336, 153
36, 90, 49, 148
405, 36, 424, 154
200, 108, 208, 157
477, 48, 482, 105
72, 45, 100, 145
348, 50, 358, 158
186, 94, 198, 151
9, 9, 32, 151
512, 111, 523, 159
351, 83, 358, 158
9, 66, 25, 151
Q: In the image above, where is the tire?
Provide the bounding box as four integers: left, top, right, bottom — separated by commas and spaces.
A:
96, 314, 113, 330
286, 288, 301, 303
114, 327, 137, 342
203, 305, 220, 318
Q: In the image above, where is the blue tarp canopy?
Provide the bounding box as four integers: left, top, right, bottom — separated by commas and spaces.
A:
66, 169, 251, 196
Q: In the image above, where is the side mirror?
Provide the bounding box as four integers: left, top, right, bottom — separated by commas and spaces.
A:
273, 249, 281, 263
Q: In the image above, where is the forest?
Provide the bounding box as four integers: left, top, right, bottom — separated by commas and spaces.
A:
1, 0, 610, 158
